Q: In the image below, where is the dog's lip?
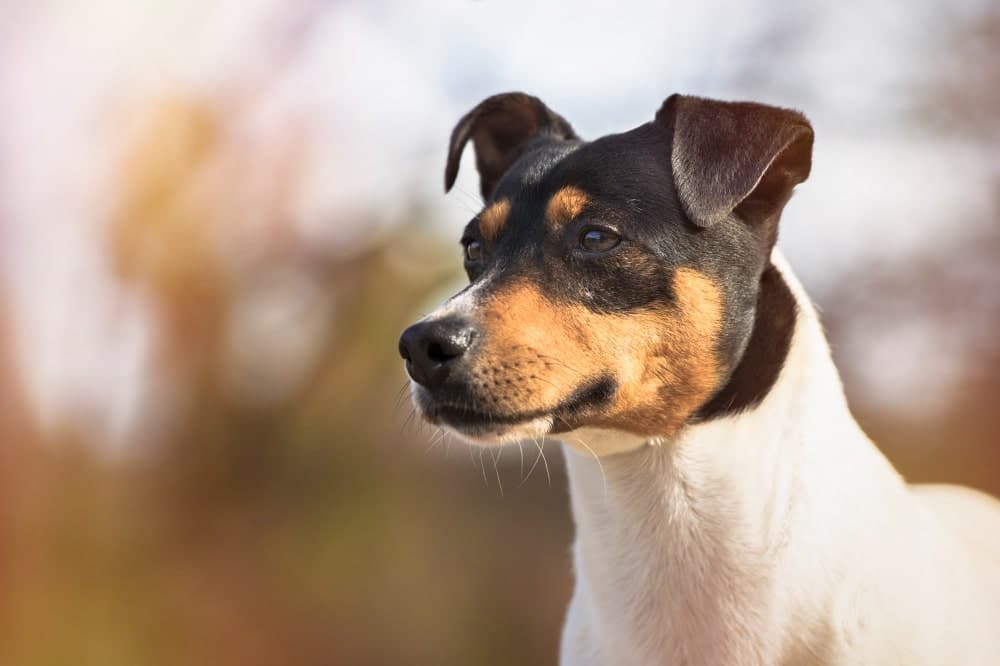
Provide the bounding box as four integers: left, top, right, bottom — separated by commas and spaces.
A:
417, 376, 616, 433
417, 391, 553, 429
425, 403, 542, 428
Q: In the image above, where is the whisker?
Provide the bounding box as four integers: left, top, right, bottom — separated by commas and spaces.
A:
478, 448, 490, 487
568, 436, 607, 498
490, 447, 504, 496
424, 427, 447, 453
456, 185, 484, 209
536, 353, 588, 379
534, 437, 551, 487
521, 439, 545, 487
449, 197, 479, 215
393, 380, 411, 409
527, 373, 563, 392
401, 406, 417, 435
469, 443, 480, 476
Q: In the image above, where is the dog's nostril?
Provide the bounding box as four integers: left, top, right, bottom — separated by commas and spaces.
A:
398, 337, 412, 362
426, 332, 470, 364
427, 341, 450, 364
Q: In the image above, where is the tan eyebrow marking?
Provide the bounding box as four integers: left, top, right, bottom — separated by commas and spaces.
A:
545, 186, 590, 229
479, 199, 511, 241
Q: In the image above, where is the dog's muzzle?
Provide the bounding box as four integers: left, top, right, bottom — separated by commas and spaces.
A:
398, 316, 477, 390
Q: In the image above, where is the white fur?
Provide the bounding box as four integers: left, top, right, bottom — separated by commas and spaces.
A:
557, 250, 1000, 665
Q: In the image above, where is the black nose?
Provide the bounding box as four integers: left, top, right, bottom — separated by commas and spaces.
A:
398, 317, 477, 388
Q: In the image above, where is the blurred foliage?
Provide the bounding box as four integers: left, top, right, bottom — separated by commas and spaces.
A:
827, 214, 1000, 496
1, 222, 575, 666
0, 91, 577, 665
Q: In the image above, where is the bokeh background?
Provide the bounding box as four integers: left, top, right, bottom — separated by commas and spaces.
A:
1, 1, 998, 664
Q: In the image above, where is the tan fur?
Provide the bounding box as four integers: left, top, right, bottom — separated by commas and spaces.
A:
479, 199, 511, 241
470, 267, 723, 437
545, 186, 590, 230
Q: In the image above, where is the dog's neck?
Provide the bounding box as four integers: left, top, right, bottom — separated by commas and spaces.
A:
561, 251, 855, 664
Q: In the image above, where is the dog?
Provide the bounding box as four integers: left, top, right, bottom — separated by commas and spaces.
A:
397, 92, 1000, 665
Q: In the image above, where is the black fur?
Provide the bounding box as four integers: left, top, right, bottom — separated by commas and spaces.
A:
696, 264, 798, 418
441, 92, 811, 422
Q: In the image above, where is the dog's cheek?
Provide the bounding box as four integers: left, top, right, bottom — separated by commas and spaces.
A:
468, 269, 723, 433
590, 268, 725, 437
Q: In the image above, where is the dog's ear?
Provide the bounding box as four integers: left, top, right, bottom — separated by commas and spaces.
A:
445, 92, 579, 200
655, 94, 813, 233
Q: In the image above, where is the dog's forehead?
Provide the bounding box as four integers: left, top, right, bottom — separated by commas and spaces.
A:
507, 140, 584, 190
478, 126, 682, 246
492, 134, 626, 200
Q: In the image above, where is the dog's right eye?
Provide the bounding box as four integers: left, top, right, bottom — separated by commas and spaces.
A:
579, 227, 621, 253
463, 239, 482, 262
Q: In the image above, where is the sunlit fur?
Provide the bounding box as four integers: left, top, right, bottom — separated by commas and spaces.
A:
557, 250, 1000, 666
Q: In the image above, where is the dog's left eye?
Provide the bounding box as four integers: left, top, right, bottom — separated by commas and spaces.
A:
579, 227, 621, 253
464, 239, 483, 262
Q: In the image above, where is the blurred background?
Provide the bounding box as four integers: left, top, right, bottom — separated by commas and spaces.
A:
1, 1, 998, 664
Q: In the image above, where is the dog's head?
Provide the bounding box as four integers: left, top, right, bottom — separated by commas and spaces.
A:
399, 92, 812, 454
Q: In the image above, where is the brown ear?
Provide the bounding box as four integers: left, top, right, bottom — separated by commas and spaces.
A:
445, 92, 579, 200
655, 94, 813, 233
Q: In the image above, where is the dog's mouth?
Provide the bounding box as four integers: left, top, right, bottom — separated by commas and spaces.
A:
414, 376, 617, 443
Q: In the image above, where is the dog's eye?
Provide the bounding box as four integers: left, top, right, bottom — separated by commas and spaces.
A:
579, 228, 621, 253
464, 239, 483, 262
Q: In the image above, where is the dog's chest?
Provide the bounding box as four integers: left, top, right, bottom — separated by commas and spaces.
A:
565, 445, 787, 666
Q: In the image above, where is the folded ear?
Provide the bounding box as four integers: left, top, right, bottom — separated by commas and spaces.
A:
655, 94, 813, 233
445, 92, 579, 200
